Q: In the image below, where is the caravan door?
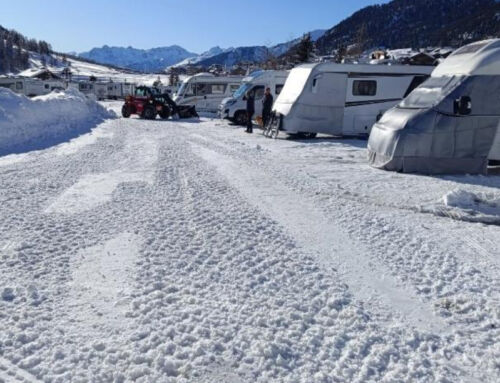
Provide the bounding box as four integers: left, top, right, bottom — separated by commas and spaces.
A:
311, 72, 346, 135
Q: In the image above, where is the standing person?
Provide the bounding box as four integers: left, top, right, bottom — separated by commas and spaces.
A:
245, 90, 255, 133
262, 87, 274, 128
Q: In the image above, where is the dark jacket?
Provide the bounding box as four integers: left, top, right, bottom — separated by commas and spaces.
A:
246, 93, 255, 114
262, 93, 273, 114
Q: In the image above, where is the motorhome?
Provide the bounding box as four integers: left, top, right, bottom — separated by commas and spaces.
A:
219, 70, 289, 125
0, 77, 65, 97
368, 39, 500, 174
174, 73, 243, 113
271, 63, 433, 138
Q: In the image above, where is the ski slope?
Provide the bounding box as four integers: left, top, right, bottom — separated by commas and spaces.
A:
0, 108, 498, 382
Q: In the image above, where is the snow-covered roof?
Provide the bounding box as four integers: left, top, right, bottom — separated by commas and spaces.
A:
432, 39, 500, 77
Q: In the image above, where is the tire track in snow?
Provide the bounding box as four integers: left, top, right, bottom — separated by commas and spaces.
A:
0, 356, 43, 383
190, 142, 447, 334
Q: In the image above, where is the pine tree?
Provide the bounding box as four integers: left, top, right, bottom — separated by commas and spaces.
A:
0, 38, 5, 73
296, 33, 314, 63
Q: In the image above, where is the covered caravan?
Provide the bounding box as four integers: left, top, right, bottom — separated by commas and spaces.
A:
271, 63, 432, 137
368, 39, 500, 174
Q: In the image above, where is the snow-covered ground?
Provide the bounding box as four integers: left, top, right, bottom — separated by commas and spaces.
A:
0, 106, 499, 382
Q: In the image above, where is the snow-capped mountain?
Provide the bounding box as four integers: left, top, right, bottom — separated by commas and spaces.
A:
173, 30, 326, 69
172, 46, 229, 67
79, 45, 197, 72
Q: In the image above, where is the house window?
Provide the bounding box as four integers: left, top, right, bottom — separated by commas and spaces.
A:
275, 84, 284, 95
45, 84, 50, 89
353, 80, 377, 96
16, 82, 23, 90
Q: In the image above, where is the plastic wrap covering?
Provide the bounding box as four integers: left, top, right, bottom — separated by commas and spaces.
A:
368, 75, 500, 174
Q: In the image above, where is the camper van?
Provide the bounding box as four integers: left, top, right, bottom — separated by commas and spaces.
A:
219, 70, 289, 125
271, 63, 433, 138
0, 77, 65, 97
368, 39, 500, 174
218, 70, 289, 125
174, 73, 243, 113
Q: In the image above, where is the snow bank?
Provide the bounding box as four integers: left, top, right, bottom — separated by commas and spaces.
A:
0, 88, 115, 156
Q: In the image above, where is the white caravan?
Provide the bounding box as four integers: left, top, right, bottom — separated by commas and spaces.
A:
174, 73, 243, 112
69, 81, 95, 97
122, 83, 135, 98
271, 63, 433, 137
0, 77, 65, 97
93, 82, 109, 100
219, 70, 289, 125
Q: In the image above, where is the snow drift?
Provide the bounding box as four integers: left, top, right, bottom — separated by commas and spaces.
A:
0, 88, 115, 156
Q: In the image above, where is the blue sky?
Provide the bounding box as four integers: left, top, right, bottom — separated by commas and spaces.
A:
0, 0, 389, 53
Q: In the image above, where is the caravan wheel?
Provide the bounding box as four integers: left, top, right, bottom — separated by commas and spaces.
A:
295, 132, 317, 139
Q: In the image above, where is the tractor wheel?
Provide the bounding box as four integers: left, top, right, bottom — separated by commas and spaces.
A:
234, 111, 248, 126
159, 106, 171, 120
143, 106, 156, 120
121, 105, 132, 118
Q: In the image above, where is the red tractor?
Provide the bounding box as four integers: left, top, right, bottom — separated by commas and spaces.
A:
122, 86, 175, 120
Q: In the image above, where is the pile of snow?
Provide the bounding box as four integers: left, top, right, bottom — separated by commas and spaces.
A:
419, 189, 500, 225
0, 88, 115, 156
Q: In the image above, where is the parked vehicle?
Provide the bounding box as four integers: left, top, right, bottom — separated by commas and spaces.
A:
219, 70, 289, 125
93, 82, 109, 100
174, 73, 243, 113
368, 39, 500, 174
122, 86, 198, 120
270, 63, 433, 138
122, 83, 135, 98
106, 82, 123, 100
69, 81, 95, 97
0, 77, 65, 97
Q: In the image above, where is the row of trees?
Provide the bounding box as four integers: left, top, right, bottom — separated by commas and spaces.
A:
0, 25, 53, 73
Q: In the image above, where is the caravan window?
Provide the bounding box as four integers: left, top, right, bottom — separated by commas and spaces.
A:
312, 77, 320, 94
275, 84, 284, 95
16, 82, 23, 90
184, 83, 195, 97
196, 83, 211, 96
211, 84, 227, 94
353, 80, 377, 96
253, 86, 265, 100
